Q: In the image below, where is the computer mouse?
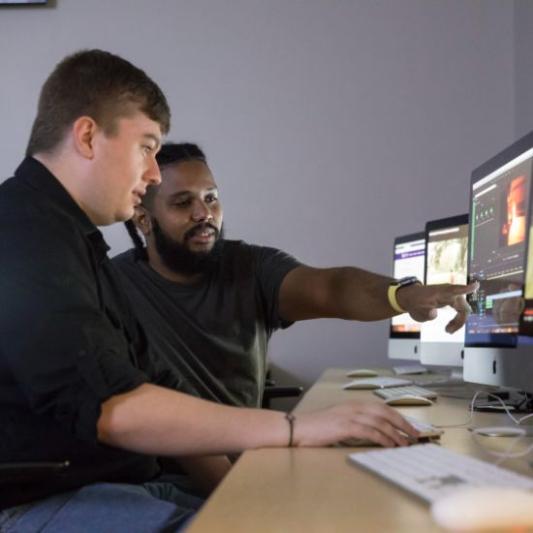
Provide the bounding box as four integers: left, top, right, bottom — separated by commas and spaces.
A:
345, 369, 378, 378
385, 395, 434, 406
431, 486, 533, 531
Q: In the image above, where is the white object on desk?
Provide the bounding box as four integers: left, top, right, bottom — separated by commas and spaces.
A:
402, 415, 443, 438
392, 364, 428, 375
385, 395, 433, 407
349, 443, 533, 503
340, 415, 441, 447
345, 369, 379, 378
374, 385, 437, 401
431, 486, 533, 532
343, 377, 412, 390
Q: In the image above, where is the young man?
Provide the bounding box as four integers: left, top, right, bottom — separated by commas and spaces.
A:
0, 51, 423, 531
115, 142, 476, 409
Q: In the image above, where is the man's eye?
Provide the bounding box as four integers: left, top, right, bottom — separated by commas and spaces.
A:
173, 200, 191, 208
205, 195, 218, 204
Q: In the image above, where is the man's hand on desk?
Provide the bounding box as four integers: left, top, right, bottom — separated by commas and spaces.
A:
397, 281, 478, 333
293, 400, 420, 448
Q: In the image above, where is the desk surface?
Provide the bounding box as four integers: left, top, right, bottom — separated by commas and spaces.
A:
187, 368, 533, 533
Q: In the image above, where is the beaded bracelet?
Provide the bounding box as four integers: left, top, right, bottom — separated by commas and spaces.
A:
285, 412, 296, 447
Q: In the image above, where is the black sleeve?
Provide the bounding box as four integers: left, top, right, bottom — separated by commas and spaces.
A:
0, 215, 149, 442
250, 245, 301, 332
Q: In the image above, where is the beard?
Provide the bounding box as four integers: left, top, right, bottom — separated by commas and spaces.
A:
151, 218, 224, 276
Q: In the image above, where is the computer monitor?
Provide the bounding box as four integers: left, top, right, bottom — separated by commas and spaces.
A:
388, 232, 425, 360
463, 131, 533, 394
420, 214, 469, 368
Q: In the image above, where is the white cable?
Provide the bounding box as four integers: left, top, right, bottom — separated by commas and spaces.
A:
468, 390, 533, 461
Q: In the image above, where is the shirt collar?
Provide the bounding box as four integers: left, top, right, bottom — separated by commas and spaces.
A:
15, 157, 111, 261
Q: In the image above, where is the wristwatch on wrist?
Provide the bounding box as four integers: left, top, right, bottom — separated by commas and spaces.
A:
387, 276, 421, 314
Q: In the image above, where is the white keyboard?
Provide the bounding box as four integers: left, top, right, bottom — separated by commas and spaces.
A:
349, 443, 533, 503
343, 377, 412, 390
393, 364, 428, 375
374, 385, 437, 400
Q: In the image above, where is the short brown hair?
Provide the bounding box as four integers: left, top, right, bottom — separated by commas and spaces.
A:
26, 49, 171, 156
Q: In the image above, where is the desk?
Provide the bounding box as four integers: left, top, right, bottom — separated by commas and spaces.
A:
187, 368, 533, 532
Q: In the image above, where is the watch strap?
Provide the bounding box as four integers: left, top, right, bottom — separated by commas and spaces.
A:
387, 284, 407, 314
388, 276, 421, 314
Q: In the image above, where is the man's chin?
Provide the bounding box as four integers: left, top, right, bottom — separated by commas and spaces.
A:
186, 242, 216, 254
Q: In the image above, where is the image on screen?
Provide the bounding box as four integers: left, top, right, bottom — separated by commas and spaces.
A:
421, 221, 468, 344
467, 146, 533, 345
390, 236, 425, 335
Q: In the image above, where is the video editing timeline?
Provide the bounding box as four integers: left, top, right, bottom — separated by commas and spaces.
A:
468, 146, 533, 343
390, 237, 425, 334
422, 222, 468, 344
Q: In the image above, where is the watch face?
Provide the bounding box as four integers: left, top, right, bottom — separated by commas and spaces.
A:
397, 276, 420, 287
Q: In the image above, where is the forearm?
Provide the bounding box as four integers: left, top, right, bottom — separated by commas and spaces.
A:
97, 383, 289, 456
98, 383, 422, 453
279, 265, 397, 322
327, 267, 396, 320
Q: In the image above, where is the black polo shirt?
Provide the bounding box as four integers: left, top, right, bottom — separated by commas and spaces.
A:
0, 158, 180, 509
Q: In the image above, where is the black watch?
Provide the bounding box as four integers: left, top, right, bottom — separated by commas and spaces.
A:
390, 276, 421, 289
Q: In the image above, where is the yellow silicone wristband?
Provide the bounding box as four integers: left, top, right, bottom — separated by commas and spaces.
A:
387, 284, 406, 314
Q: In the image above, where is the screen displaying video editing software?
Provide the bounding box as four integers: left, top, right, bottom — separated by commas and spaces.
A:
467, 146, 533, 346
390, 236, 425, 335
422, 220, 468, 344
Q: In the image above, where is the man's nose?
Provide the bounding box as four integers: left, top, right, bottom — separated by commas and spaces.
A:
145, 156, 161, 185
191, 201, 213, 222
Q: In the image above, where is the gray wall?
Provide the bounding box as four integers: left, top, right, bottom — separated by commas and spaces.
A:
0, 1, 516, 389
515, 0, 533, 138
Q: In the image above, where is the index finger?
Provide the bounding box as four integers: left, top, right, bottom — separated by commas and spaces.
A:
450, 281, 479, 296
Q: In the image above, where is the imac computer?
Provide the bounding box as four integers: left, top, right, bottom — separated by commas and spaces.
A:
388, 232, 425, 360
420, 214, 469, 376
463, 130, 533, 403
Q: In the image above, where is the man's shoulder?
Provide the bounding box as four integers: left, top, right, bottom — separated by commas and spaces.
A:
112, 249, 146, 279
112, 248, 138, 266
221, 239, 281, 256
0, 178, 77, 240
0, 175, 33, 210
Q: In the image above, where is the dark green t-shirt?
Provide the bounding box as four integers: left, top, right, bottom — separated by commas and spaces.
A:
112, 241, 300, 407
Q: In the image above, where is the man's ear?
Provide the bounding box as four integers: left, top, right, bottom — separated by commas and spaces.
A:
134, 206, 153, 237
71, 116, 98, 159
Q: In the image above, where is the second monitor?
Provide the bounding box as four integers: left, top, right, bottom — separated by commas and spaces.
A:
420, 214, 469, 369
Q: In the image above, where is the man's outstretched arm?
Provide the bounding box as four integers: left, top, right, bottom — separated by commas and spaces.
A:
278, 265, 477, 332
